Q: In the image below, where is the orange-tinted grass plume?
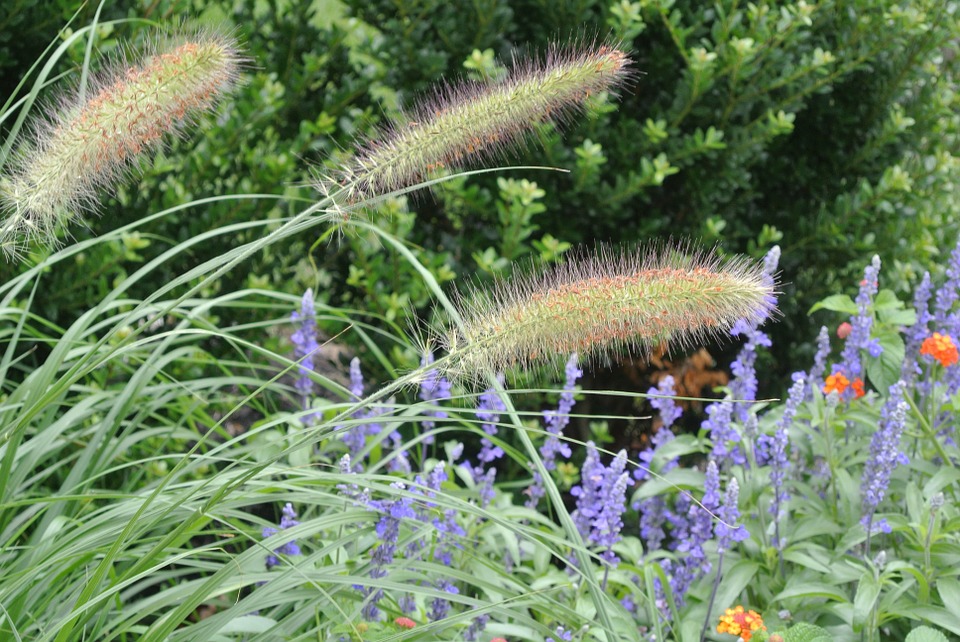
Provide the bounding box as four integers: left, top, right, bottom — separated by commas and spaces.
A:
437, 243, 777, 382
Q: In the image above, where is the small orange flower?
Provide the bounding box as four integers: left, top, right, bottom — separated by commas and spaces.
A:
491, 639, 508, 642
851, 377, 865, 398
717, 605, 766, 641
823, 371, 865, 398
823, 371, 849, 395
394, 617, 416, 629
921, 332, 959, 367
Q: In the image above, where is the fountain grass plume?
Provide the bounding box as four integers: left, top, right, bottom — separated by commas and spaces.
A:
0, 28, 243, 258
323, 41, 632, 208
437, 243, 776, 381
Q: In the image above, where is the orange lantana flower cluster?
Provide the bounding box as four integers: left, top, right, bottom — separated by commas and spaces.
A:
823, 371, 865, 398
717, 606, 766, 641
921, 332, 959, 367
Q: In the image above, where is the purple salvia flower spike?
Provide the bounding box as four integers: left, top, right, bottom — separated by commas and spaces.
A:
341, 358, 385, 466
416, 462, 466, 565
526, 353, 581, 507
934, 240, 960, 331
903, 272, 933, 385
464, 614, 490, 641
290, 289, 320, 423
475, 467, 497, 508
336, 454, 367, 501
262, 502, 301, 570
349, 356, 365, 398
670, 460, 721, 606
386, 437, 412, 474
700, 474, 750, 641
714, 477, 749, 554
840, 255, 882, 384
475, 376, 507, 465
597, 465, 632, 565
635, 379, 681, 483
638, 493, 669, 552
807, 325, 831, 399
290, 289, 319, 395
725, 246, 778, 422
571, 442, 604, 541
667, 491, 692, 546
927, 243, 960, 410
427, 460, 447, 493
926, 250, 960, 396
705, 397, 745, 465
635, 376, 683, 551
398, 594, 416, 614
570, 445, 633, 582
360, 481, 417, 619
729, 320, 772, 422
419, 352, 452, 440
709, 248, 778, 459
649, 374, 683, 429
759, 375, 803, 524
472, 375, 506, 506
762, 245, 781, 283
541, 353, 581, 464
766, 374, 804, 570
861, 381, 909, 545
427, 579, 459, 621
546, 625, 574, 642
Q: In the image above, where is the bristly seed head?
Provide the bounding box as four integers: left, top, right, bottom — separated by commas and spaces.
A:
323, 42, 633, 208
0, 29, 244, 258
438, 243, 777, 381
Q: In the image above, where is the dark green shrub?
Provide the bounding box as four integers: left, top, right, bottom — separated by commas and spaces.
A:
3, 0, 956, 389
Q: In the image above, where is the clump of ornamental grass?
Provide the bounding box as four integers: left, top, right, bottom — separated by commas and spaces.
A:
0, 29, 243, 257
437, 244, 776, 381
322, 41, 632, 209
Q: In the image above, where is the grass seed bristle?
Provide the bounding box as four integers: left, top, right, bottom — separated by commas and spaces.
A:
0, 29, 244, 258
326, 42, 633, 206
438, 244, 776, 381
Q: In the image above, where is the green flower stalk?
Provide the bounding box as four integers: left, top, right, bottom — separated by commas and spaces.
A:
439, 244, 776, 379
327, 43, 632, 206
0, 31, 243, 257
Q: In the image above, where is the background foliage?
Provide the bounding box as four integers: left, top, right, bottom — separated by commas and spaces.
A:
1, 1, 959, 641
2, 0, 957, 394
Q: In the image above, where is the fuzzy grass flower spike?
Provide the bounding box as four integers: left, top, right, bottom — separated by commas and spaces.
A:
0, 30, 242, 257
717, 606, 765, 641
440, 244, 776, 379
326, 42, 632, 206
920, 332, 959, 367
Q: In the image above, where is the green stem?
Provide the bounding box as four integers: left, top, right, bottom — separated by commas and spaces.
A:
905, 392, 953, 467
823, 400, 841, 522
700, 552, 725, 642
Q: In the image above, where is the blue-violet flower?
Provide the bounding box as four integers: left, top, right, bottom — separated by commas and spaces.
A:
262, 502, 301, 570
